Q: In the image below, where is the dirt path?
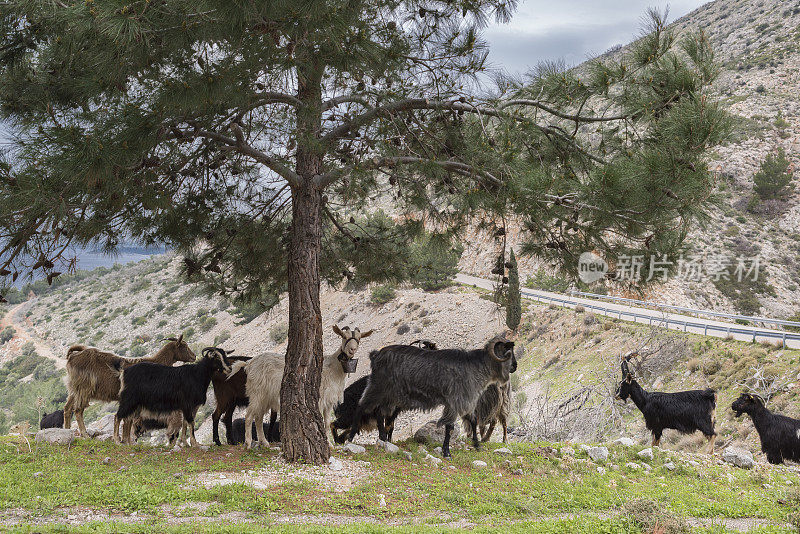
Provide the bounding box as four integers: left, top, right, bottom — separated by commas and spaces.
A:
0, 300, 65, 369
0, 506, 790, 531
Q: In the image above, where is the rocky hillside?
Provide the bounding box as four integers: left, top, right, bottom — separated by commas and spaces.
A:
461, 0, 800, 320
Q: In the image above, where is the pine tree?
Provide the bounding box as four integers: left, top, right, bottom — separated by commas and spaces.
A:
753, 148, 793, 200
505, 249, 521, 332
0, 4, 729, 463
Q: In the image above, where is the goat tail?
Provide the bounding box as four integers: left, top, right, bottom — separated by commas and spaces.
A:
66, 345, 87, 361
227, 360, 248, 380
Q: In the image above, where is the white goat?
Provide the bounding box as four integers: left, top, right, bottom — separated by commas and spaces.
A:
228, 325, 372, 448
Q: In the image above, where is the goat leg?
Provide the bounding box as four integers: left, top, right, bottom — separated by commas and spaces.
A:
501, 416, 507, 444
63, 396, 74, 431
482, 421, 497, 443
75, 409, 89, 438
223, 407, 235, 445
442, 423, 454, 458
467, 414, 480, 450
386, 409, 400, 442
244, 411, 254, 449
707, 434, 717, 455
113, 415, 122, 444
255, 412, 268, 447
267, 411, 279, 442
211, 407, 222, 446
376, 415, 389, 443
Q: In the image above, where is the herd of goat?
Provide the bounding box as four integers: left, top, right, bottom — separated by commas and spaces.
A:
37, 328, 800, 464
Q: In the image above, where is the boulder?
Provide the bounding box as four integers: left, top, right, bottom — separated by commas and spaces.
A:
343, 443, 366, 455
613, 437, 635, 447
637, 448, 654, 461
472, 460, 487, 469
625, 462, 641, 470
494, 447, 512, 456
423, 454, 442, 465
722, 447, 754, 469
414, 420, 457, 444
86, 413, 115, 435
328, 457, 343, 472
560, 446, 576, 457
35, 428, 75, 445
588, 446, 609, 462
377, 439, 400, 454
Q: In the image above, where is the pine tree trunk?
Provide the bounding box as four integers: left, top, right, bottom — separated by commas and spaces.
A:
279, 60, 329, 464
280, 181, 329, 464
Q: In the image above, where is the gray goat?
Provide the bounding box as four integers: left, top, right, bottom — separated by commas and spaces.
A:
348, 336, 516, 457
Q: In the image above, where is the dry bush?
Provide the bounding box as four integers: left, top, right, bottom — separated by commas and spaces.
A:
686, 358, 701, 372
621, 499, 690, 534
574, 305, 585, 313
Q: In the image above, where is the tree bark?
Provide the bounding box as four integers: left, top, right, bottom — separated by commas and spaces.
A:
279, 59, 329, 464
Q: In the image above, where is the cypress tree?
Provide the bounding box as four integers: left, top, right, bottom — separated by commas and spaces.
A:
506, 249, 521, 332
0, 4, 729, 463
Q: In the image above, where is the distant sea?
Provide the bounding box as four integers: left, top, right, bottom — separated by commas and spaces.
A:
7, 245, 168, 288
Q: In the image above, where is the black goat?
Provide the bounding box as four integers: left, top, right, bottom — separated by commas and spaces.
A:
331, 340, 438, 444
210, 354, 251, 445
40, 409, 64, 429
732, 393, 800, 464
348, 336, 516, 457
330, 376, 399, 444
230, 417, 278, 445
114, 347, 231, 447
616, 356, 717, 453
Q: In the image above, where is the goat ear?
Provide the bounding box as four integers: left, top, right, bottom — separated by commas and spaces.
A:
332, 325, 345, 338
359, 329, 373, 338
177, 334, 184, 344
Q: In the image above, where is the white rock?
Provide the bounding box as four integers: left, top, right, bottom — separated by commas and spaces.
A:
664, 462, 676, 471
722, 446, 755, 469
494, 447, 512, 455
423, 454, 442, 465
380, 440, 400, 454
378, 494, 386, 507
613, 437, 635, 447
35, 428, 75, 445
588, 446, 609, 462
637, 448, 654, 461
560, 446, 576, 457
688, 460, 700, 466
472, 460, 488, 469
578, 444, 592, 453
328, 457, 344, 472
403, 452, 413, 461
512, 468, 523, 475
433, 446, 443, 456
597, 466, 606, 474
343, 443, 366, 455
625, 462, 641, 470
641, 463, 652, 471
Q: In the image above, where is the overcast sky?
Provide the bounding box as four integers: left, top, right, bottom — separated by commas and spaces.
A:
484, 0, 711, 76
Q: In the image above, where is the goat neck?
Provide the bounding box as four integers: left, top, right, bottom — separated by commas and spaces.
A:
150, 344, 180, 365
627, 379, 650, 412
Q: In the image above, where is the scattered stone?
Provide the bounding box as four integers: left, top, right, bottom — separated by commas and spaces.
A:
578, 444, 592, 453
596, 466, 606, 474
613, 437, 635, 447
403, 452, 413, 461
433, 446, 443, 456
343, 443, 366, 455
637, 448, 654, 461
102, 457, 111, 465
35, 428, 75, 445
33, 472, 43, 478
512, 468, 523, 476
722, 447, 754, 469
378, 494, 387, 507
494, 447, 512, 456
328, 457, 344, 472
588, 446, 609, 462
418, 446, 428, 456
687, 460, 700, 467
472, 460, 487, 469
641, 463, 652, 471
664, 462, 676, 471
625, 462, 641, 470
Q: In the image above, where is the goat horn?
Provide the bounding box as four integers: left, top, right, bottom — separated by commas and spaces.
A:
488, 337, 513, 362
165, 337, 177, 342
177, 334, 184, 344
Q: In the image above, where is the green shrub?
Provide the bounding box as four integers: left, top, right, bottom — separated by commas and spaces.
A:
621, 499, 690, 534
525, 269, 571, 293
213, 331, 231, 346
0, 326, 15, 345
753, 147, 793, 201
370, 285, 396, 305
131, 316, 147, 326
199, 316, 217, 332
407, 237, 462, 291
269, 324, 289, 345
183, 327, 195, 340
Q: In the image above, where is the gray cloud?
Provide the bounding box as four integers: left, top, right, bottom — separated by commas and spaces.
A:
483, 0, 711, 76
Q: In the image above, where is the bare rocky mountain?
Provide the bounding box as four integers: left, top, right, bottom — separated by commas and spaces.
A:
461, 0, 800, 319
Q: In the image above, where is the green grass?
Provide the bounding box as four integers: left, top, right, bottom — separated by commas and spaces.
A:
0, 438, 797, 531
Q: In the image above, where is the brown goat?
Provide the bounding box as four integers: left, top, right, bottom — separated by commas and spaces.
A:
63, 335, 196, 438
465, 382, 511, 443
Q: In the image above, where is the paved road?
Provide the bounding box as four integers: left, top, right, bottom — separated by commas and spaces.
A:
455, 273, 800, 349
